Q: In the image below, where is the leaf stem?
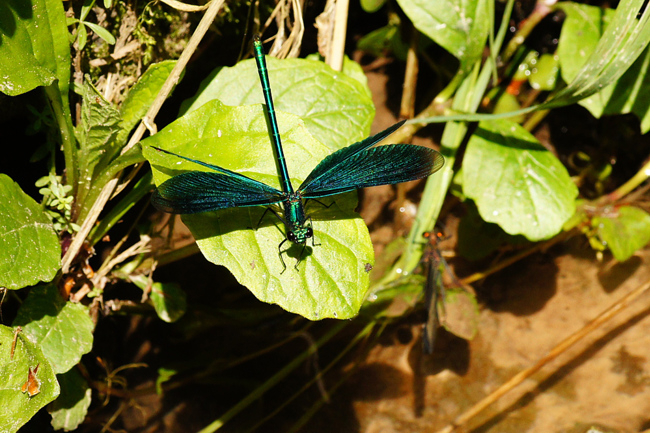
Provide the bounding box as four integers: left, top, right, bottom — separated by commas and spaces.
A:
44, 84, 77, 192
600, 158, 650, 204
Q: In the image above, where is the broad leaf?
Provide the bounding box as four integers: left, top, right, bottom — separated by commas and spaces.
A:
395, 0, 489, 74
305, 54, 370, 98
179, 56, 374, 152
75, 79, 121, 206
462, 119, 578, 241
49, 368, 91, 431
546, 0, 650, 110
0, 174, 60, 290
0, 325, 60, 433
116, 60, 177, 146
13, 284, 94, 374
143, 101, 374, 320
594, 205, 650, 262
0, 0, 70, 97
558, 2, 650, 133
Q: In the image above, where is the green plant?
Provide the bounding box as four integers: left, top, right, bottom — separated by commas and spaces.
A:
2, 0, 650, 431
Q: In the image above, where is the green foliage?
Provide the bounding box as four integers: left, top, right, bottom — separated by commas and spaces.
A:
555, 2, 650, 130
13, 284, 94, 374
2, 0, 650, 429
48, 368, 92, 431
36, 174, 80, 233
180, 56, 375, 151
395, 0, 489, 74
143, 102, 374, 320
150, 282, 187, 323
0, 174, 61, 290
594, 206, 650, 262
357, 22, 410, 61
462, 119, 578, 241
0, 0, 70, 98
0, 325, 60, 433
117, 60, 178, 145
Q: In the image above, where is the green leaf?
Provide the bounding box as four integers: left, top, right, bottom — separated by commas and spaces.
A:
594, 206, 650, 262
150, 282, 187, 323
0, 174, 60, 290
13, 284, 94, 374
117, 60, 177, 146
83, 21, 115, 45
395, 0, 490, 74
156, 367, 176, 395
179, 56, 374, 152
361, 0, 388, 13
142, 101, 374, 320
75, 78, 122, 206
559, 3, 650, 134
556, 3, 621, 118
0, 0, 70, 97
545, 0, 650, 111
305, 54, 370, 98
357, 23, 410, 61
462, 119, 578, 241
48, 368, 91, 431
0, 325, 60, 432
77, 22, 87, 50
556, 3, 615, 85
529, 53, 559, 91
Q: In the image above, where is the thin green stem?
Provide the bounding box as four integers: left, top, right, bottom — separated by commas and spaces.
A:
601, 158, 650, 204
44, 84, 77, 192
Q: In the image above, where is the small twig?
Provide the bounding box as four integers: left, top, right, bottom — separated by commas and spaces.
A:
10, 326, 21, 359
329, 0, 349, 71
435, 274, 650, 433
400, 25, 419, 119
158, 0, 213, 12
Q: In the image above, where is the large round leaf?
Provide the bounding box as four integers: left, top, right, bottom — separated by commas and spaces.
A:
0, 174, 60, 290
142, 101, 374, 320
179, 56, 374, 152
462, 119, 578, 241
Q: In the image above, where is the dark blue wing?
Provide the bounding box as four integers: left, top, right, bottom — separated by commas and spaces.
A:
149, 147, 284, 214
297, 120, 406, 190
298, 144, 444, 199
